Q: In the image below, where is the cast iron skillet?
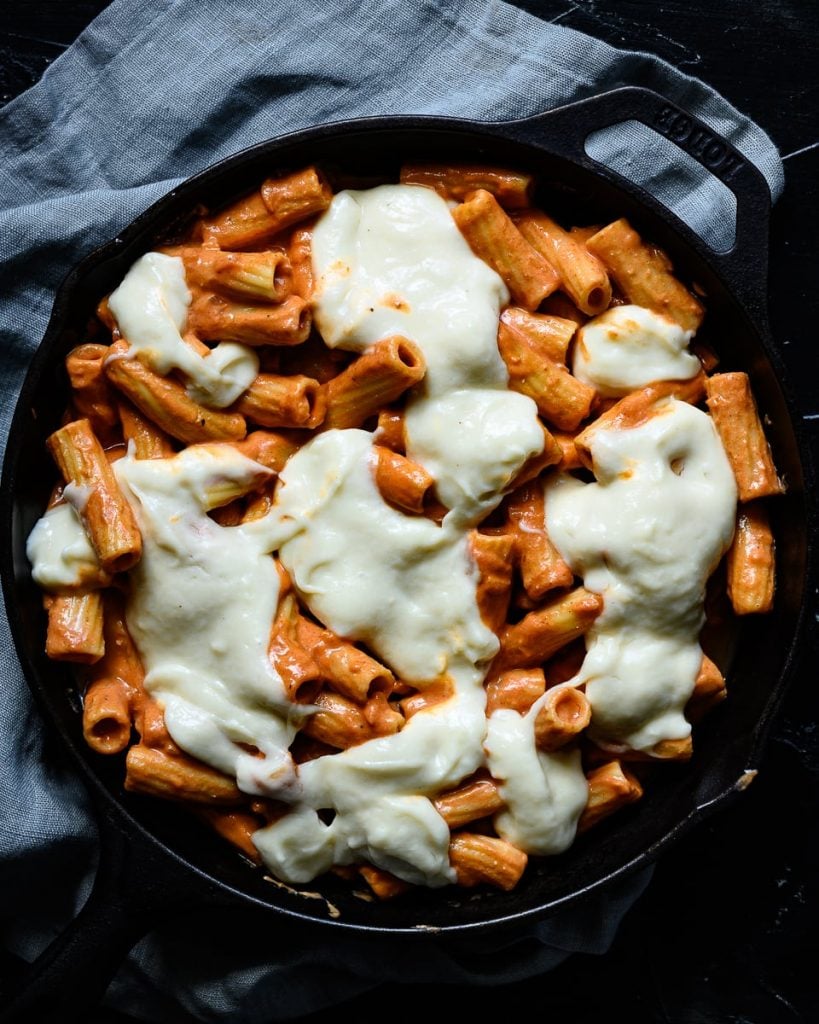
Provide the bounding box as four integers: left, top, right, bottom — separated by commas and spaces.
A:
1, 86, 813, 1020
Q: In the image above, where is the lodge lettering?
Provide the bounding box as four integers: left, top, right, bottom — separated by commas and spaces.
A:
655, 105, 743, 180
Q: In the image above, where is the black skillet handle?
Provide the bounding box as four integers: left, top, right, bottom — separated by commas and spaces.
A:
502, 86, 773, 324
0, 797, 221, 1022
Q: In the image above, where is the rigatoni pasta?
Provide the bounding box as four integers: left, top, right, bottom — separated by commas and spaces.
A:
514, 210, 612, 315
235, 372, 326, 429
371, 445, 434, 514
164, 246, 293, 304
586, 216, 705, 331
451, 189, 559, 310
46, 417, 142, 574
726, 503, 776, 614
25, 159, 783, 901
188, 293, 311, 346
400, 163, 534, 208
705, 372, 784, 500
105, 341, 248, 444
65, 344, 119, 443
45, 591, 105, 664
497, 309, 595, 430
200, 166, 332, 249
321, 335, 425, 429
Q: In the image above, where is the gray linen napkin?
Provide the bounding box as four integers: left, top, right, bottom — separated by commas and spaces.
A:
0, 0, 783, 1019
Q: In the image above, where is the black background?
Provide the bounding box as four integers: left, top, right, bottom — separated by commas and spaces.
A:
2, 1, 818, 1021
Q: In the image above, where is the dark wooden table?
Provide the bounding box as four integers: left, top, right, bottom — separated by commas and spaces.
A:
2, 2, 818, 1021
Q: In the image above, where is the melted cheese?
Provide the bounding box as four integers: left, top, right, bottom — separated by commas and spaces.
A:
545, 399, 736, 751
26, 502, 100, 590
485, 704, 588, 854
312, 184, 543, 524
405, 388, 544, 525
274, 429, 496, 682
263, 428, 494, 885
114, 446, 298, 799
573, 304, 699, 397
108, 252, 259, 408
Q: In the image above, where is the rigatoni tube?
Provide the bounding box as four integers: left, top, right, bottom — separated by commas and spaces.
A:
452, 189, 558, 310
46, 418, 142, 574
321, 336, 425, 430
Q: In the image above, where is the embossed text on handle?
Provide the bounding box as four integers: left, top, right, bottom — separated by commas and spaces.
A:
655, 104, 744, 181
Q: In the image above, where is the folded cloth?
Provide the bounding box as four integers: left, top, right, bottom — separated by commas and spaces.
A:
0, 0, 783, 1019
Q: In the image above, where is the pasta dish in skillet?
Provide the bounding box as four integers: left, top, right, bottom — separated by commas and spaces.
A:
26, 163, 783, 896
